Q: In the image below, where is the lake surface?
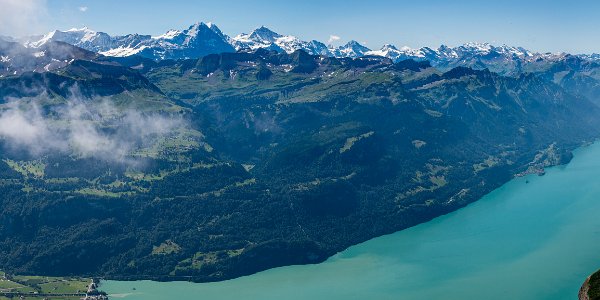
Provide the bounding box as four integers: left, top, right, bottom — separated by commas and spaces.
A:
102, 142, 600, 300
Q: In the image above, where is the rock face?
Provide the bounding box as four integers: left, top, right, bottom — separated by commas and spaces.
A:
0, 39, 98, 77
582, 270, 600, 300
581, 277, 591, 300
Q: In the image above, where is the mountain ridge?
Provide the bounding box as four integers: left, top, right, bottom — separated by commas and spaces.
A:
16, 22, 600, 70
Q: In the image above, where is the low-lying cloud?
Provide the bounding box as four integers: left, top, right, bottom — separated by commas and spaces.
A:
0, 103, 57, 151
0, 96, 187, 163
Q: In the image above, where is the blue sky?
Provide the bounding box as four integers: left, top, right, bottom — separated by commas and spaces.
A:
2, 0, 598, 53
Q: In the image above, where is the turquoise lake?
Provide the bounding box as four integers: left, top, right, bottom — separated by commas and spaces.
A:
102, 142, 600, 300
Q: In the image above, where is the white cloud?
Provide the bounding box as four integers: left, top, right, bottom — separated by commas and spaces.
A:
0, 96, 187, 163
328, 35, 341, 44
78, 6, 88, 12
0, 0, 47, 37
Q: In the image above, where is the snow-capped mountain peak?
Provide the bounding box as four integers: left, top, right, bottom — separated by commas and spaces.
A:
366, 44, 435, 61
248, 26, 281, 42
205, 22, 226, 38
18, 22, 595, 72
21, 21, 235, 60
494, 44, 533, 57
65, 26, 91, 32
186, 22, 211, 34
381, 44, 398, 51
181, 22, 208, 45
461, 42, 494, 53
152, 29, 181, 40
365, 44, 399, 58
330, 40, 371, 58
27, 27, 113, 52
231, 26, 324, 55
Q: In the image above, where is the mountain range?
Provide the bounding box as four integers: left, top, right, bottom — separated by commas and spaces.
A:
1, 21, 600, 283
9, 21, 599, 75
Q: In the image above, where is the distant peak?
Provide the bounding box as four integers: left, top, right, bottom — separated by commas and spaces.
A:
253, 26, 279, 35
185, 22, 222, 31
343, 40, 369, 50
381, 44, 398, 50
463, 41, 491, 47
65, 26, 94, 33
184, 22, 217, 38
256, 25, 273, 32
187, 21, 225, 33
188, 22, 207, 29
204, 22, 225, 37
249, 26, 281, 42
461, 42, 494, 52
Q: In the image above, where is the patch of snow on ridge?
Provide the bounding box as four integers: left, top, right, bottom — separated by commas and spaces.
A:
100, 45, 147, 57
152, 30, 181, 40
28, 31, 56, 48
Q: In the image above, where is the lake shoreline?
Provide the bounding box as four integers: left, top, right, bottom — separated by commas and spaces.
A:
580, 276, 590, 300
100, 140, 600, 299
96, 140, 596, 288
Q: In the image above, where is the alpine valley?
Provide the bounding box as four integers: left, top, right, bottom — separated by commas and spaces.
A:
1, 22, 600, 284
